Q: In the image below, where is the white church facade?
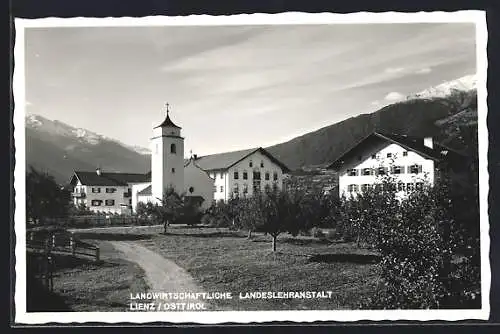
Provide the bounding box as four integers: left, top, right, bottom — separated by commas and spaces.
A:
70, 107, 290, 214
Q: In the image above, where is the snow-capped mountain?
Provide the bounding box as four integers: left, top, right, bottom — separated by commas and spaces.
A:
25, 113, 150, 183
407, 74, 477, 100
25, 113, 150, 153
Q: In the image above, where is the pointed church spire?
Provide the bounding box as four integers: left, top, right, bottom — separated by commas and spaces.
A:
154, 102, 181, 129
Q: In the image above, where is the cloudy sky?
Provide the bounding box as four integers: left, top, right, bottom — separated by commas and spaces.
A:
24, 22, 476, 156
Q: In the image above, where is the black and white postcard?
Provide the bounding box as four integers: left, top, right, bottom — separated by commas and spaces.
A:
13, 11, 490, 324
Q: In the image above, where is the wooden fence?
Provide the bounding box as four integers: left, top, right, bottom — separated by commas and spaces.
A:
26, 229, 100, 262
40, 215, 154, 229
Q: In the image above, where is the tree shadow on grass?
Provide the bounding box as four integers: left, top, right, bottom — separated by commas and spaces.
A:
26, 274, 71, 312
308, 253, 381, 264
161, 231, 245, 238
73, 232, 152, 241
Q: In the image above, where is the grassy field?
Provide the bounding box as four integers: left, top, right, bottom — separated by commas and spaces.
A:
42, 240, 149, 312
74, 225, 381, 311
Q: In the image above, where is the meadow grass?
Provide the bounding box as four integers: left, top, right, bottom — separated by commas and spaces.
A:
75, 226, 380, 311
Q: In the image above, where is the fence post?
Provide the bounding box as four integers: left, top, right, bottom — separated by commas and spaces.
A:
95, 247, 100, 262
70, 235, 76, 256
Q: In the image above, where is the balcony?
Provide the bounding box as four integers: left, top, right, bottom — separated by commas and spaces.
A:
72, 192, 86, 198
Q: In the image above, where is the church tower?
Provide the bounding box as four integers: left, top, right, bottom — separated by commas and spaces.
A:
151, 103, 185, 203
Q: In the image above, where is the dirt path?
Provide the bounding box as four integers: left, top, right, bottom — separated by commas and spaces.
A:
110, 241, 211, 310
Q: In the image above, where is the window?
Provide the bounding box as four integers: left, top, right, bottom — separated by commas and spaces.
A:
377, 167, 388, 175
220, 173, 224, 179
220, 186, 224, 193
347, 184, 359, 192
91, 200, 102, 206
92, 187, 101, 193
249, 160, 253, 167
189, 186, 194, 193
409, 164, 423, 174
407, 183, 415, 191
416, 182, 424, 190
362, 168, 372, 176
264, 184, 271, 192
129, 199, 132, 205
347, 169, 358, 176
387, 153, 392, 158
391, 166, 404, 174
243, 171, 248, 180
170, 143, 176, 154
260, 161, 264, 168
172, 168, 175, 173
213, 185, 217, 193
371, 154, 377, 159
234, 171, 239, 179
397, 182, 406, 191
272, 182, 278, 191
265, 172, 270, 181
233, 184, 239, 193
253, 171, 261, 180
361, 184, 371, 192
403, 151, 408, 157
273, 172, 278, 181
105, 188, 116, 193
243, 184, 248, 193
105, 199, 115, 206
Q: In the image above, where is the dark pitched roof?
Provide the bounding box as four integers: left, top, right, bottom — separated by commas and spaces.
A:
154, 113, 181, 129
70, 171, 151, 186
137, 185, 152, 196
327, 131, 460, 170
190, 147, 290, 172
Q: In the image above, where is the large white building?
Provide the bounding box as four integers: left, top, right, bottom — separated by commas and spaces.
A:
70, 107, 290, 214
328, 131, 466, 198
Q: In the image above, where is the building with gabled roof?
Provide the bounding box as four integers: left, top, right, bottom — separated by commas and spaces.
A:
69, 104, 290, 214
327, 131, 468, 198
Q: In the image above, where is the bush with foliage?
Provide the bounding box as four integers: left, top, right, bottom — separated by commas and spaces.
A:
355, 175, 480, 309
26, 167, 72, 224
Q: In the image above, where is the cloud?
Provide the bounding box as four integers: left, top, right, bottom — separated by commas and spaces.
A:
384, 92, 405, 101
415, 67, 432, 74
384, 67, 406, 74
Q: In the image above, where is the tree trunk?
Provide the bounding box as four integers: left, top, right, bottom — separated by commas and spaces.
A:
272, 235, 277, 252
356, 227, 361, 248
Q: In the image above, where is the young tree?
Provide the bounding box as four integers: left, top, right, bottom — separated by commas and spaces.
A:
153, 187, 184, 233
236, 196, 264, 239
256, 188, 305, 252
26, 166, 71, 224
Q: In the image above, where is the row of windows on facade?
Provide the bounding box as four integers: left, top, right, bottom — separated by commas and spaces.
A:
89, 198, 132, 207
212, 170, 279, 181
214, 182, 279, 193
85, 187, 132, 194
346, 164, 423, 176
372, 151, 409, 159
346, 182, 425, 193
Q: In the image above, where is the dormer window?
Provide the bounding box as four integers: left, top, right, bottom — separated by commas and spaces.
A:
170, 143, 176, 154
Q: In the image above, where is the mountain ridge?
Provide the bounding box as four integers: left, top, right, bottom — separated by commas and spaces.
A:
25, 74, 478, 182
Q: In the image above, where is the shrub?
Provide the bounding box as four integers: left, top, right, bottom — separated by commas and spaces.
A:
310, 227, 325, 239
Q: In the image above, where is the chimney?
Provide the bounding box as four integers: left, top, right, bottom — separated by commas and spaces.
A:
96, 168, 102, 176
424, 137, 433, 149
193, 154, 198, 160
